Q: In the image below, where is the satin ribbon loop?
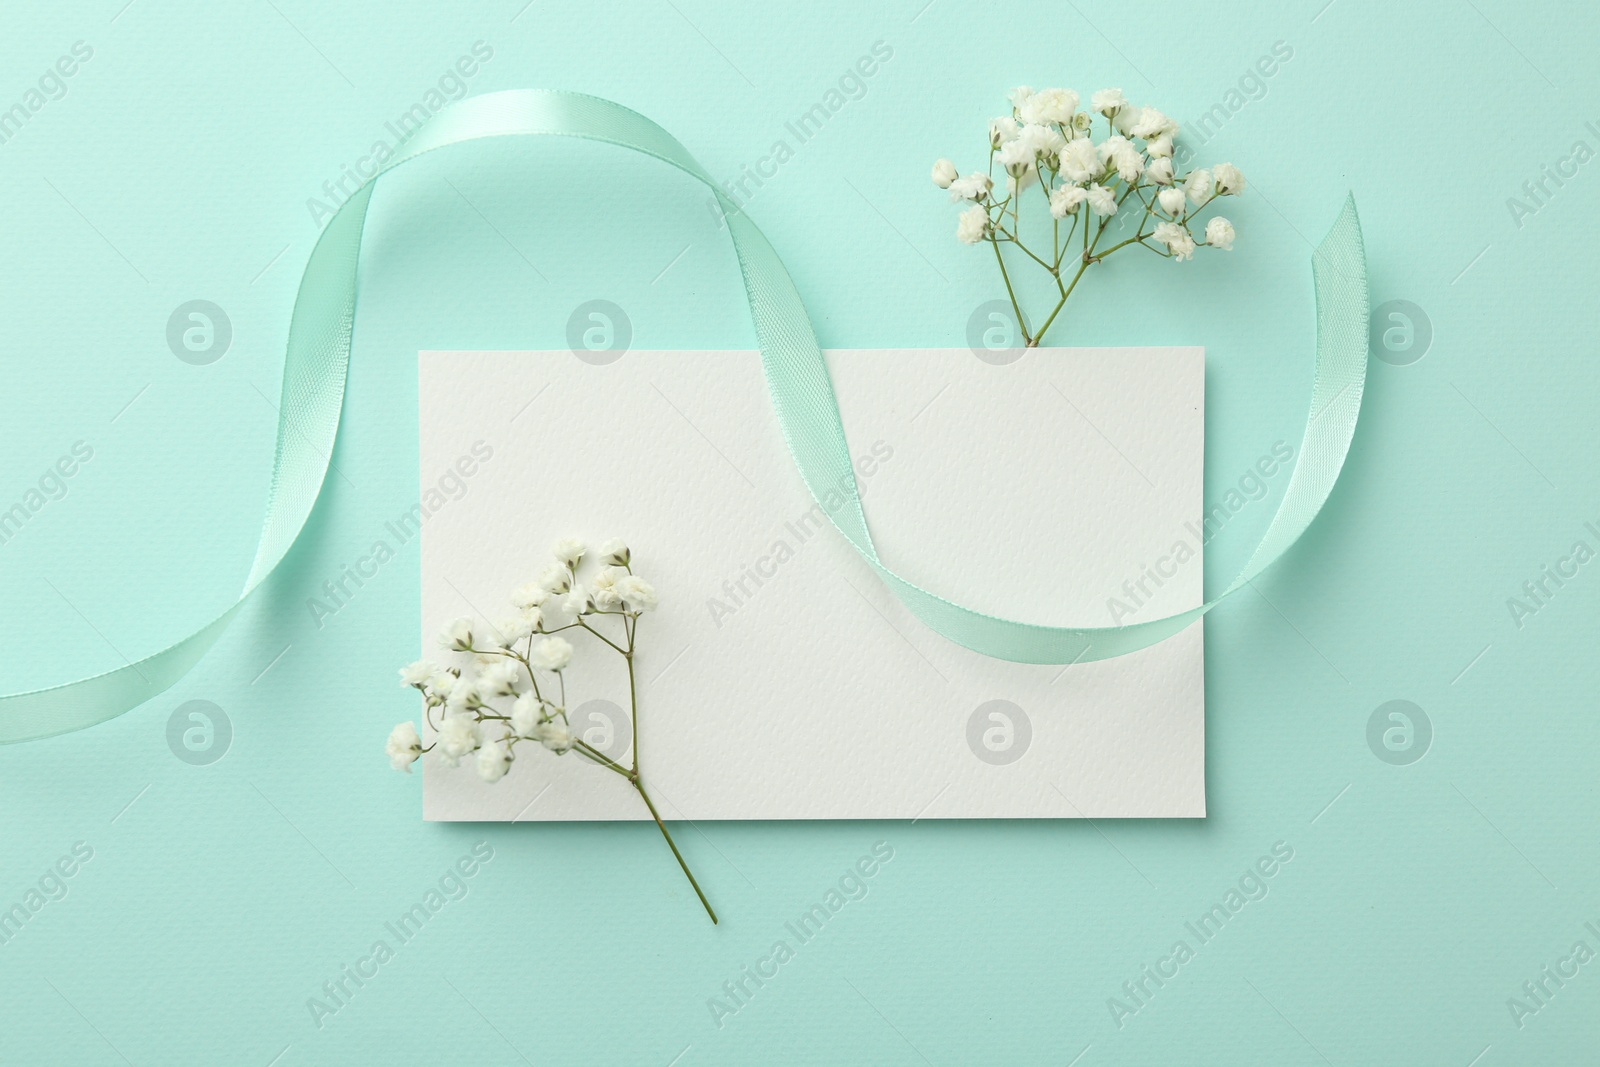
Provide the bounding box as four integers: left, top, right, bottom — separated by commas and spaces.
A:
0, 89, 1368, 742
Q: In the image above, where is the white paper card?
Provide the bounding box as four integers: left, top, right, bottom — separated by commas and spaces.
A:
419, 348, 1204, 820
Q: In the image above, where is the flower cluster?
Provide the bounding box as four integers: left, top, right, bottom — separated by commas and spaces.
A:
384, 537, 715, 922
385, 537, 653, 781
933, 86, 1245, 347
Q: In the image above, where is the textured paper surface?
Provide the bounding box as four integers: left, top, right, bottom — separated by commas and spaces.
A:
419, 348, 1204, 820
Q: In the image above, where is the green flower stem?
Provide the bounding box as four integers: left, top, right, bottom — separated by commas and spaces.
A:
633, 775, 718, 925
989, 233, 1032, 346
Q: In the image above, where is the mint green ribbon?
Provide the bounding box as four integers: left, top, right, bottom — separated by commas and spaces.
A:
0, 89, 1368, 743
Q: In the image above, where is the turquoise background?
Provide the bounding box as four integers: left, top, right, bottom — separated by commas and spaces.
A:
1, 0, 1596, 1063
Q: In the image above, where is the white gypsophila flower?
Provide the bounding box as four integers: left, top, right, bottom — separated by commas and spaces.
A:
1007, 85, 1034, 111
386, 721, 422, 772
1205, 216, 1236, 250
1017, 123, 1065, 159
552, 537, 585, 567
445, 677, 481, 712
1071, 111, 1093, 132
598, 538, 630, 567
591, 566, 625, 611
476, 737, 512, 783
1091, 88, 1126, 116
1058, 138, 1100, 183
615, 575, 659, 612
426, 670, 457, 703
957, 205, 989, 245
439, 617, 473, 652
1131, 108, 1177, 139
555, 583, 590, 616
1086, 183, 1118, 216
948, 172, 993, 202
535, 720, 574, 754
1155, 221, 1197, 261
1213, 163, 1246, 195
1184, 168, 1214, 205
931, 158, 958, 189
989, 115, 1020, 147
1112, 105, 1143, 135
1146, 157, 1175, 185
537, 563, 570, 594
1145, 134, 1173, 159
436, 714, 481, 767
1096, 135, 1145, 180
399, 659, 434, 687
530, 636, 574, 672
496, 613, 535, 644
1111, 143, 1143, 182
511, 581, 550, 610
1019, 87, 1078, 125
997, 137, 1037, 174
1049, 184, 1087, 218
511, 692, 541, 737
1157, 187, 1188, 216
478, 658, 521, 697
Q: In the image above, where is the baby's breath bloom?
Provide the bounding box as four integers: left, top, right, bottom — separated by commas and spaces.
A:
1091, 87, 1126, 116
511, 692, 542, 737
997, 137, 1037, 174
1019, 87, 1078, 125
552, 538, 585, 567
1157, 187, 1187, 216
496, 613, 534, 644
511, 581, 550, 610
957, 205, 990, 244
386, 722, 422, 772
1058, 138, 1100, 183
598, 538, 630, 567
399, 659, 434, 687
1146, 157, 1175, 185
948, 173, 993, 202
615, 575, 659, 612
476, 737, 512, 782
1205, 216, 1236, 250
931, 158, 958, 188
478, 658, 521, 696
1145, 134, 1173, 159
535, 720, 574, 753
1213, 163, 1246, 195
538, 563, 571, 594
591, 566, 625, 610
1184, 168, 1214, 205
439, 617, 473, 652
1131, 108, 1177, 139
426, 670, 457, 703
1155, 221, 1197, 260
436, 714, 481, 767
1049, 184, 1087, 218
1086, 183, 1118, 216
530, 636, 574, 672
1007, 85, 1034, 111
446, 678, 481, 712
988, 115, 1020, 147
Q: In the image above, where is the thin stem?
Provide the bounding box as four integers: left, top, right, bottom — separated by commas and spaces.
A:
988, 234, 1031, 345
573, 738, 632, 778
633, 778, 717, 924
1030, 257, 1092, 346
576, 617, 626, 655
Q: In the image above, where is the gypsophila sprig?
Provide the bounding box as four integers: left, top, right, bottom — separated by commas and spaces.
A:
937, 86, 1246, 347
385, 537, 717, 923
